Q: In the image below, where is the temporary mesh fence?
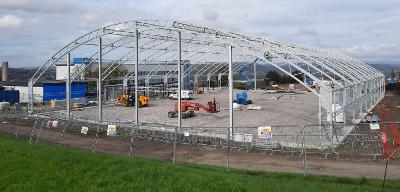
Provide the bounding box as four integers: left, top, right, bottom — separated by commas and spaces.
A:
1, 108, 399, 175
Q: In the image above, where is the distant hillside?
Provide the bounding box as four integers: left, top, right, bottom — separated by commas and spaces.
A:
0, 67, 56, 82
257, 63, 400, 77
0, 63, 397, 82
369, 64, 400, 76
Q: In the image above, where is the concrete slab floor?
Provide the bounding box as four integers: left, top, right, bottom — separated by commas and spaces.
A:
73, 89, 319, 129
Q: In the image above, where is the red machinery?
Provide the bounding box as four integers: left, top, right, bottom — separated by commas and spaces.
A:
377, 105, 400, 159
168, 99, 219, 119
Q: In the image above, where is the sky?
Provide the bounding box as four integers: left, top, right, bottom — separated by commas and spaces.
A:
0, 0, 399, 68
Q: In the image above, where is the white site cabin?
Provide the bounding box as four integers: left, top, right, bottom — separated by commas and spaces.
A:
168, 90, 192, 100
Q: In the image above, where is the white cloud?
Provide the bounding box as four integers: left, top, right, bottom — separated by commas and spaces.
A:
0, 0, 399, 67
294, 27, 319, 37
342, 43, 400, 63
0, 0, 75, 13
81, 13, 100, 23
0, 15, 22, 29
203, 9, 219, 22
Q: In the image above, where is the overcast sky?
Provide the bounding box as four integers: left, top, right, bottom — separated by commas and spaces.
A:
0, 0, 399, 67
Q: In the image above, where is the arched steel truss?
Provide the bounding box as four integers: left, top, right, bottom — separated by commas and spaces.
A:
28, 20, 385, 129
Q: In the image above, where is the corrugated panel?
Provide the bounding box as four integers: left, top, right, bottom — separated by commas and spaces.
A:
0, 90, 20, 104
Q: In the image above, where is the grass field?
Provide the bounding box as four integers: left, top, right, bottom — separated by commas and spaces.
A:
0, 133, 399, 192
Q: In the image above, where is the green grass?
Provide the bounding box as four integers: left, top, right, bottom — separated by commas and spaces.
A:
0, 133, 398, 192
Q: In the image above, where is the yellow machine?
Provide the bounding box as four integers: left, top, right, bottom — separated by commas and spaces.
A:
195, 86, 204, 94
114, 94, 149, 107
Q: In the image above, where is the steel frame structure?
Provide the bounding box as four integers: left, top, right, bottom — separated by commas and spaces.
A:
28, 20, 385, 140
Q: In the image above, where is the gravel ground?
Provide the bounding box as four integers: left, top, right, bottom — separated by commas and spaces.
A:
73, 89, 319, 128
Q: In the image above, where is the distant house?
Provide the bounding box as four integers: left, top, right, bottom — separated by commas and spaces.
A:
56, 57, 89, 80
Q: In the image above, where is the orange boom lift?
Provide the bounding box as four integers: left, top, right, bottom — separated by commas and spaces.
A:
168, 99, 219, 119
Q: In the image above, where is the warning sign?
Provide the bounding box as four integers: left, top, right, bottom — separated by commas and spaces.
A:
47, 120, 58, 129
81, 127, 89, 135
47, 121, 53, 128
258, 126, 272, 139
107, 125, 117, 136
369, 123, 380, 130
52, 121, 58, 128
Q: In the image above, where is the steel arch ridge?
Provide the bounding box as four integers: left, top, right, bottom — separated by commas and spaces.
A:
30, 20, 382, 91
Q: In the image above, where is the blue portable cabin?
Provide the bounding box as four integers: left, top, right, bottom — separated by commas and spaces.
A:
0, 90, 20, 104
0, 81, 39, 104
43, 80, 88, 101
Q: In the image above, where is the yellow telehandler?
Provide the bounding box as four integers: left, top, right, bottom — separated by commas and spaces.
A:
114, 93, 149, 107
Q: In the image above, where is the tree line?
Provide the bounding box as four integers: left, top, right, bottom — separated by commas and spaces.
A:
264, 70, 304, 85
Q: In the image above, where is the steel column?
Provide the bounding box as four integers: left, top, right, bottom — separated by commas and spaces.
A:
28, 81, 33, 115
178, 30, 182, 131
174, 31, 182, 164
135, 29, 139, 125
227, 45, 234, 170
253, 61, 257, 90
194, 75, 198, 89
218, 74, 222, 88
343, 87, 347, 124
207, 74, 211, 90
123, 78, 128, 94
66, 52, 71, 120
98, 37, 103, 123
228, 46, 233, 137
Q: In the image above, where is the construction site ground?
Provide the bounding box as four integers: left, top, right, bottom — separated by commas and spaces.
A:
73, 89, 319, 128
1, 122, 399, 180
3, 91, 399, 180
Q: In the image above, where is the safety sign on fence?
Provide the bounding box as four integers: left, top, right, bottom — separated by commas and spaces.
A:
47, 120, 58, 128
184, 132, 190, 137
81, 127, 89, 135
258, 126, 272, 139
107, 125, 117, 136
369, 115, 380, 130
369, 123, 380, 130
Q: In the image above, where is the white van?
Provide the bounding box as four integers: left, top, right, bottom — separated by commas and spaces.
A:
168, 90, 192, 100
